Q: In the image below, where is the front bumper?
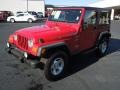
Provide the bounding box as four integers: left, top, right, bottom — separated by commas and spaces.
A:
6, 43, 41, 68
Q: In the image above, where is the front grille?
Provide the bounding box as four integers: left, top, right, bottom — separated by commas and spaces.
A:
17, 35, 28, 50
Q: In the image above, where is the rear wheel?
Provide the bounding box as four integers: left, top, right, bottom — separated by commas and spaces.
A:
96, 38, 109, 57
44, 51, 68, 81
28, 18, 33, 23
10, 18, 15, 23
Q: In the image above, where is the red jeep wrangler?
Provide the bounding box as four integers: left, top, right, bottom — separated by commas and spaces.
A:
7, 7, 111, 81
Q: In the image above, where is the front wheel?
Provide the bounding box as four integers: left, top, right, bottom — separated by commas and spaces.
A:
44, 51, 68, 81
96, 38, 109, 57
10, 18, 15, 23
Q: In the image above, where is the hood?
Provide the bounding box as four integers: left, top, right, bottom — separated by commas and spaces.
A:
16, 25, 51, 34
15, 25, 77, 43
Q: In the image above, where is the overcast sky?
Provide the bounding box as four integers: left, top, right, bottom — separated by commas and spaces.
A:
45, 0, 102, 6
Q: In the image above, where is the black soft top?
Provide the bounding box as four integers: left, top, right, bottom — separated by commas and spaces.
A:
54, 6, 111, 11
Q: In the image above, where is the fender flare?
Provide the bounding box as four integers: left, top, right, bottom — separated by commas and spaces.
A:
96, 31, 111, 47
37, 42, 70, 57
98, 31, 111, 41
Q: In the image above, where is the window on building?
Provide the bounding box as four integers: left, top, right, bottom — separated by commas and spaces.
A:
99, 11, 110, 24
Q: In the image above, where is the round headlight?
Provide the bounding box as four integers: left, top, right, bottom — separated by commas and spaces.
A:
28, 39, 33, 47
14, 34, 17, 40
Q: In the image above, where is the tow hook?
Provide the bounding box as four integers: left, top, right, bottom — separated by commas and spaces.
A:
20, 57, 25, 63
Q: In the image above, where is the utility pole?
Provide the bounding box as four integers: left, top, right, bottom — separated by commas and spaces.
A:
27, 0, 28, 11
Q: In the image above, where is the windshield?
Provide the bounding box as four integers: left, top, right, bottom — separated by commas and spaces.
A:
48, 9, 81, 23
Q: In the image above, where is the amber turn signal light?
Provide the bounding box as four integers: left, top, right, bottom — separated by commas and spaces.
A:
32, 46, 38, 55
8, 35, 14, 43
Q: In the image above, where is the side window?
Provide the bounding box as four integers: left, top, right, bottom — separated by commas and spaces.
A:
99, 11, 110, 24
84, 10, 96, 25
17, 14, 24, 17
24, 14, 28, 16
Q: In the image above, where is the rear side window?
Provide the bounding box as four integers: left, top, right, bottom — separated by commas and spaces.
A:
99, 11, 110, 24
84, 10, 97, 25
17, 14, 24, 17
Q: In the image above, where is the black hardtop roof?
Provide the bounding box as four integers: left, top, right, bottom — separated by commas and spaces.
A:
54, 6, 111, 11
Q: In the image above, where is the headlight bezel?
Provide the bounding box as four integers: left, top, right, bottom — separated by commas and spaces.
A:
39, 38, 44, 43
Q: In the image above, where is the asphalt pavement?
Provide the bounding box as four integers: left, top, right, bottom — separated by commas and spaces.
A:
0, 21, 120, 90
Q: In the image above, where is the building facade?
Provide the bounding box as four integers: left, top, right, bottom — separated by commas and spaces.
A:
0, 0, 45, 16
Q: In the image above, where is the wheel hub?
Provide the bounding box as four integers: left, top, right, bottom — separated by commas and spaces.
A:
101, 41, 107, 53
51, 58, 64, 76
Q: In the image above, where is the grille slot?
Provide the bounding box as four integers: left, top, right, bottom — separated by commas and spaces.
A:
17, 35, 28, 50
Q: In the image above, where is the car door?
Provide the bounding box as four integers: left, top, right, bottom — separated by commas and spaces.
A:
16, 14, 25, 21
78, 10, 98, 51
22, 14, 29, 21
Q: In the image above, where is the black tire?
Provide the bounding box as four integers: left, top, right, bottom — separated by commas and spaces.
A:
28, 18, 33, 23
44, 51, 68, 81
96, 38, 109, 57
6, 48, 11, 54
10, 18, 15, 23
